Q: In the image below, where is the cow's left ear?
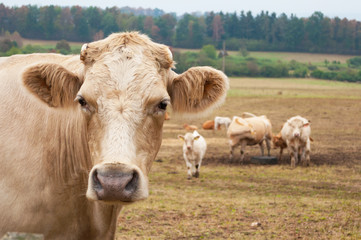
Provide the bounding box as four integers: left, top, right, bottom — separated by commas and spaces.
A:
23, 63, 82, 107
167, 66, 229, 115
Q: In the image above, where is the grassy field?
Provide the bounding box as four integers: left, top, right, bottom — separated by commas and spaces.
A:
172, 48, 356, 65
116, 77, 361, 239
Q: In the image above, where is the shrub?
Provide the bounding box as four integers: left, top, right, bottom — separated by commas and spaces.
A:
307, 64, 317, 71
293, 66, 308, 78
56, 40, 71, 54
260, 63, 289, 77
327, 64, 341, 71
246, 61, 259, 76
310, 69, 323, 78
200, 44, 217, 59
347, 56, 361, 67
5, 46, 21, 56
0, 39, 14, 53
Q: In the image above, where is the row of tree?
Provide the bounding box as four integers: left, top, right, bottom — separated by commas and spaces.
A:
1, 4, 361, 54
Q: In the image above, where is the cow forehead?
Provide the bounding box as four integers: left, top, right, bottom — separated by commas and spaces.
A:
81, 49, 169, 105
184, 133, 195, 141
290, 119, 304, 127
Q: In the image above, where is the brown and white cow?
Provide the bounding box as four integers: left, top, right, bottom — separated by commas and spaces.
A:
227, 114, 272, 162
272, 131, 288, 161
281, 116, 312, 167
0, 32, 229, 239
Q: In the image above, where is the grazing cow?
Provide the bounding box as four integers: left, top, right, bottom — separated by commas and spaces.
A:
214, 116, 231, 130
178, 131, 207, 179
183, 123, 198, 131
227, 114, 272, 162
281, 116, 312, 167
202, 120, 216, 130
0, 32, 229, 239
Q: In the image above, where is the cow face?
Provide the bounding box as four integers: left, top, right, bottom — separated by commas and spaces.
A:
178, 133, 200, 153
23, 32, 228, 204
287, 118, 310, 139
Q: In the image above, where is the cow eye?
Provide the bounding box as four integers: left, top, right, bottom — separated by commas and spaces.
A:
75, 95, 90, 112
77, 96, 87, 107
157, 100, 169, 111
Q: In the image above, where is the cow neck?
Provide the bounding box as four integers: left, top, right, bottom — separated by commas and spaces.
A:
44, 107, 92, 186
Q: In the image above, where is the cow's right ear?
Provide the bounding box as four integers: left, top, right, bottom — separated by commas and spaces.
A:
23, 63, 82, 107
178, 135, 185, 141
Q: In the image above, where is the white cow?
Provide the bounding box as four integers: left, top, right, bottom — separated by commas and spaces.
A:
281, 116, 312, 167
178, 131, 207, 179
214, 116, 231, 130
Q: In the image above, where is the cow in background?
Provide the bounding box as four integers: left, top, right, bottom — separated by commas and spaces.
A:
272, 131, 287, 161
178, 131, 207, 179
183, 123, 198, 131
281, 116, 312, 167
0, 32, 229, 239
227, 114, 272, 163
214, 116, 231, 130
202, 120, 215, 130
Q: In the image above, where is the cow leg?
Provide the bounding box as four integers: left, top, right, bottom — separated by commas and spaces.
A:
194, 158, 202, 178
214, 122, 218, 131
305, 139, 311, 166
191, 161, 197, 177
194, 163, 200, 178
279, 147, 283, 162
185, 160, 192, 179
258, 140, 264, 156
288, 144, 297, 168
240, 141, 247, 164
300, 147, 306, 166
229, 141, 235, 162
265, 138, 271, 156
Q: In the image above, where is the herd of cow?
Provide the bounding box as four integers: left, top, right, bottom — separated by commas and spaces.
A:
178, 113, 312, 179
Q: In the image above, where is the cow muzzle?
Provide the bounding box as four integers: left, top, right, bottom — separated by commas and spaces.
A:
86, 163, 148, 203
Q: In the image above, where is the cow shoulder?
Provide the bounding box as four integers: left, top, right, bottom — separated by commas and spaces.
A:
23, 63, 82, 107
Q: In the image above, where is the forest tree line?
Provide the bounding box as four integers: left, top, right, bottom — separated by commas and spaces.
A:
1, 4, 361, 54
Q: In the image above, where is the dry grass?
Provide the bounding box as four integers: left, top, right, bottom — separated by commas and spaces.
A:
21, 38, 83, 47
115, 77, 361, 239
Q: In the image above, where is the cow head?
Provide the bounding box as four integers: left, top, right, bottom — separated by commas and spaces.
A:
272, 134, 285, 149
178, 131, 200, 152
287, 117, 311, 139
22, 32, 229, 204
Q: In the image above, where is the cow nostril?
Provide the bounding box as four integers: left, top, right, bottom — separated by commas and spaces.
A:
92, 170, 102, 190
125, 171, 139, 193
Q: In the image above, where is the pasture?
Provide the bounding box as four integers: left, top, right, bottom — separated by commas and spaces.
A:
173, 48, 356, 64
116, 77, 361, 239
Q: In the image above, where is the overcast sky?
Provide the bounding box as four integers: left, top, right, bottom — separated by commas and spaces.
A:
2, 0, 361, 20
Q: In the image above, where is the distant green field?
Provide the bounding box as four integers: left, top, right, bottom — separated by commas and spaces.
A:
173, 47, 356, 64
